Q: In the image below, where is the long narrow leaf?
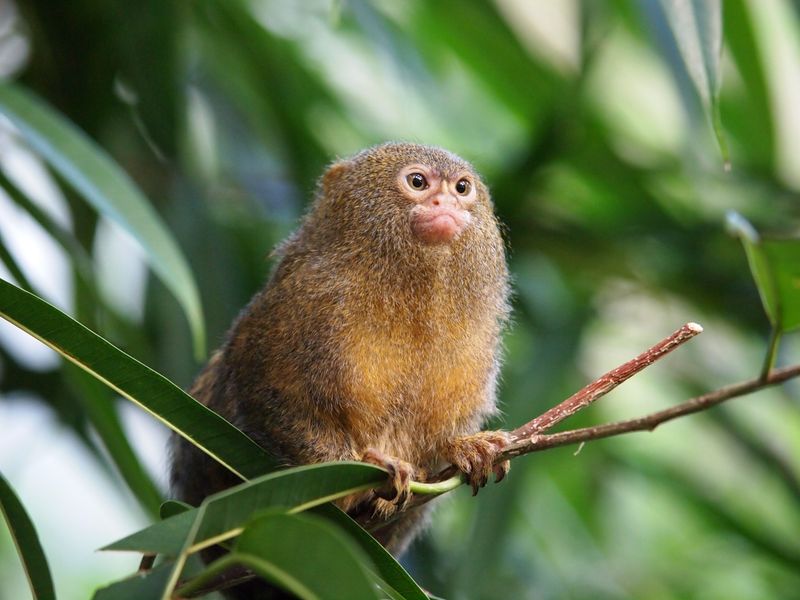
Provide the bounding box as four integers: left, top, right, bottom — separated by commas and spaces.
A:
0, 170, 96, 293
652, 0, 729, 164
659, 0, 723, 108
178, 513, 380, 600
0, 232, 33, 292
104, 510, 197, 557
233, 513, 380, 599
104, 462, 386, 556
1, 172, 170, 507
155, 463, 387, 599
93, 563, 172, 600
0, 83, 205, 356
0, 278, 273, 481
63, 365, 163, 517
727, 213, 800, 332
159, 500, 192, 520
311, 504, 429, 600
0, 472, 56, 600
723, 0, 774, 167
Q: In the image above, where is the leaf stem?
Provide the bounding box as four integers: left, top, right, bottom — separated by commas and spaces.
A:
761, 327, 781, 381
409, 475, 463, 495
711, 103, 731, 171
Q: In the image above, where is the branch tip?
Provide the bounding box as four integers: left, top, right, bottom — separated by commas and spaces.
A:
509, 322, 703, 441
686, 322, 703, 333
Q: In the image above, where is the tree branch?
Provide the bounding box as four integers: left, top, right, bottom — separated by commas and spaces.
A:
423, 322, 705, 485
364, 324, 800, 532
510, 322, 704, 441
501, 363, 800, 459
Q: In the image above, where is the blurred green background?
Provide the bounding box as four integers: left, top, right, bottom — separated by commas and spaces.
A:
1, 0, 800, 598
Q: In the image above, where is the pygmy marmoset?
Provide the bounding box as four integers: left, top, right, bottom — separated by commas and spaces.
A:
170, 142, 512, 556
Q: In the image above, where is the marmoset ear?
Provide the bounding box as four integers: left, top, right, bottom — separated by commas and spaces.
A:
321, 160, 351, 195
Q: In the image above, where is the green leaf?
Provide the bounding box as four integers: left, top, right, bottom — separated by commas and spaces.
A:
236, 513, 380, 600
160, 500, 192, 520
659, 0, 722, 109
193, 462, 384, 548
0, 170, 97, 298
92, 563, 173, 600
63, 365, 163, 517
412, 0, 556, 120
0, 82, 205, 357
654, 0, 729, 165
0, 472, 56, 600
0, 232, 33, 292
723, 0, 775, 168
0, 172, 165, 511
0, 278, 273, 481
104, 510, 197, 557
756, 242, 800, 333
113, 1, 181, 158
612, 453, 800, 571
310, 504, 429, 600
178, 513, 380, 600
727, 212, 800, 332
196, 0, 331, 187
110, 462, 386, 598
375, 580, 409, 600
103, 462, 386, 557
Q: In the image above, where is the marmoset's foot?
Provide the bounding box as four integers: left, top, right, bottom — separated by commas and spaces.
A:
443, 431, 511, 495
360, 448, 420, 515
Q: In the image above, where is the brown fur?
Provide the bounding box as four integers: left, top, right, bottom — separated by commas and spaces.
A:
170, 142, 511, 566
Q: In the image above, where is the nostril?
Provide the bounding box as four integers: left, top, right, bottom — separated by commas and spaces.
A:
432, 198, 440, 206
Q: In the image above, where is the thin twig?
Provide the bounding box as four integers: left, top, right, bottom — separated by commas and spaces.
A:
501, 363, 800, 459
510, 322, 703, 441
423, 322, 704, 486
362, 332, 800, 531
365, 363, 800, 531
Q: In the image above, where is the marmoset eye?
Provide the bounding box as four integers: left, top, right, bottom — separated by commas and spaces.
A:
455, 178, 471, 195
407, 172, 428, 190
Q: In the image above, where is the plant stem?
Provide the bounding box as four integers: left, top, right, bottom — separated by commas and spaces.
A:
501, 363, 800, 459
761, 327, 781, 381
357, 324, 800, 532
410, 475, 463, 495
511, 322, 703, 440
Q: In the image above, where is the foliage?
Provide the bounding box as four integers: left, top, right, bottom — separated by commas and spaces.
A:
1, 1, 800, 598
0, 473, 55, 600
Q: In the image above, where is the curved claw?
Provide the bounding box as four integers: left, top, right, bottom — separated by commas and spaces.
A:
360, 448, 417, 512
443, 431, 511, 496
493, 459, 510, 484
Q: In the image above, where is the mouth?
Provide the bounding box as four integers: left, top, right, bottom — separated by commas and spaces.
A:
412, 207, 470, 244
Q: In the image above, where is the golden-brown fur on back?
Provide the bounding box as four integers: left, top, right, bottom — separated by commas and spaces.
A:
170, 142, 511, 559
